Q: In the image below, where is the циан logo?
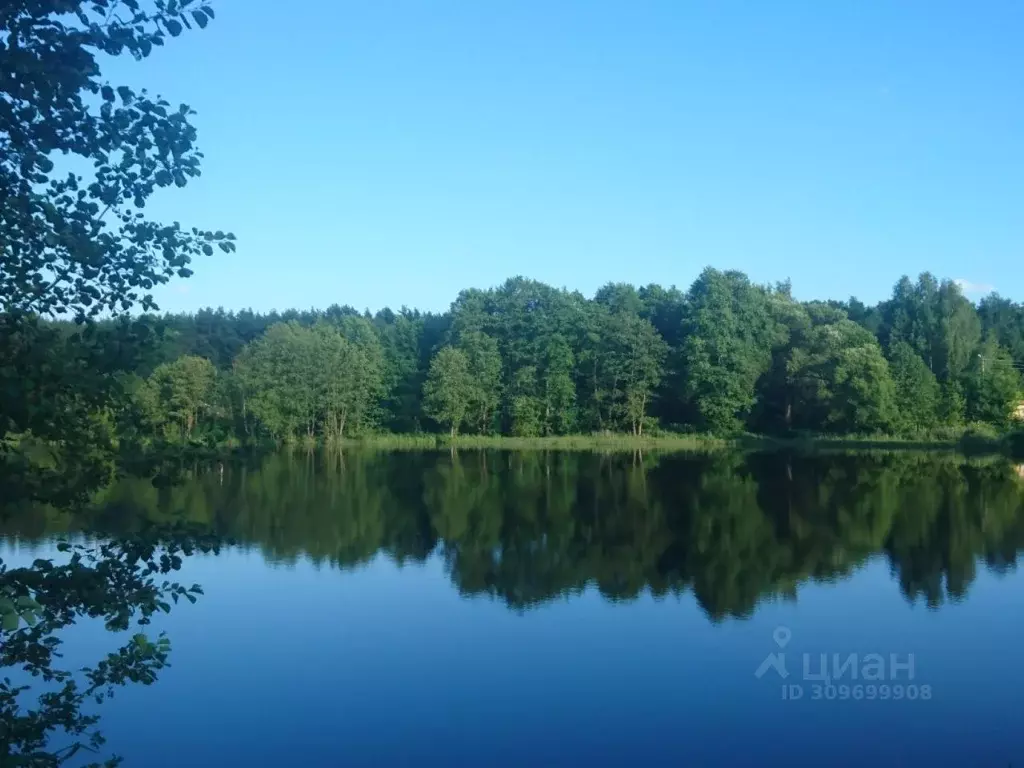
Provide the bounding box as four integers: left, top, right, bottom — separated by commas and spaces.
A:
754, 625, 932, 703
754, 626, 792, 679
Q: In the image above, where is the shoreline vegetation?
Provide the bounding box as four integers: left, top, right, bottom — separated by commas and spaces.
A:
12, 428, 1024, 506
8, 269, 1024, 503
339, 429, 1024, 456
14, 270, 1024, 470
117, 425, 1024, 457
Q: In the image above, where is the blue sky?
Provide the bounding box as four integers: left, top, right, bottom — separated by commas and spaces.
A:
110, 1, 1023, 315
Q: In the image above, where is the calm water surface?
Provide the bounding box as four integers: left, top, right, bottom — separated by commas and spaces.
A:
4, 450, 1024, 767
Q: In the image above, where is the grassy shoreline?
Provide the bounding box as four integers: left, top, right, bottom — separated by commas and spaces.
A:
327, 433, 730, 451
11, 429, 1021, 461
313, 429, 1024, 457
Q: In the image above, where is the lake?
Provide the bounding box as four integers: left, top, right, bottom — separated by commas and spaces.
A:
3, 449, 1024, 767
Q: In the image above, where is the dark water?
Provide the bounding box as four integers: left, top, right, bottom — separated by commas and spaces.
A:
4, 450, 1024, 767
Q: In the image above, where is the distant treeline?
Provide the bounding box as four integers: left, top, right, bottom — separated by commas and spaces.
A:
21, 269, 1024, 443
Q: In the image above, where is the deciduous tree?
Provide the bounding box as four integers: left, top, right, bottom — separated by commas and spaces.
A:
423, 347, 473, 437
887, 341, 940, 434
146, 354, 216, 438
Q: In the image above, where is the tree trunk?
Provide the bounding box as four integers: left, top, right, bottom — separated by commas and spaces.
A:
242, 396, 251, 437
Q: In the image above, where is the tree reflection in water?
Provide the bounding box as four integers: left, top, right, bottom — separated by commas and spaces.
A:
7, 449, 1023, 620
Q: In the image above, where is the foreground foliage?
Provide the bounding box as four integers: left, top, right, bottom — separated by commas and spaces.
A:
1, 1, 229, 763
0, 530, 217, 766
1, 0, 234, 321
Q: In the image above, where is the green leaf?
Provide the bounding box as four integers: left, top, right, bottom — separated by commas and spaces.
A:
165, 18, 183, 36
202, 5, 215, 18
101, 85, 115, 102
191, 9, 208, 28
2, 613, 19, 632
202, 244, 213, 256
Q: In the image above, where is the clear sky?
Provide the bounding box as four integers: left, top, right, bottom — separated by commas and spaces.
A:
108, 1, 1023, 315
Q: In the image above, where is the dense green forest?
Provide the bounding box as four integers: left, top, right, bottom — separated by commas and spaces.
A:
30, 270, 1024, 445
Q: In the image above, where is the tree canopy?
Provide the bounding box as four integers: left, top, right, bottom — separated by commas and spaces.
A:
44, 271, 1022, 445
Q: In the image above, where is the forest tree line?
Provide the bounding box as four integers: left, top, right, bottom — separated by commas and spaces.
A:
46, 269, 1024, 443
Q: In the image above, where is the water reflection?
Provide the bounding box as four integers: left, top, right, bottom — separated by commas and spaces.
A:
4, 450, 1024, 621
